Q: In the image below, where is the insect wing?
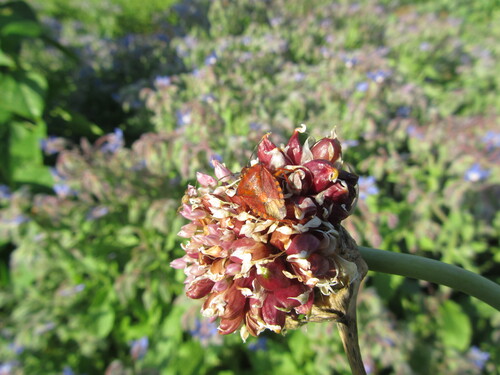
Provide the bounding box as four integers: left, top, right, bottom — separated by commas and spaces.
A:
236, 164, 286, 220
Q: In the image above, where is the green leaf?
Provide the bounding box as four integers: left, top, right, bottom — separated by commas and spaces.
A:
7, 120, 52, 186
0, 19, 41, 38
0, 71, 47, 120
437, 300, 472, 351
0, 49, 15, 67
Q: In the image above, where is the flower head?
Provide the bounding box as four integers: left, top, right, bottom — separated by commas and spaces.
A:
172, 126, 360, 340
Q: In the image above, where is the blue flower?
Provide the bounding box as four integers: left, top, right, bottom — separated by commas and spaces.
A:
100, 128, 124, 153
40, 136, 63, 155
342, 140, 359, 149
58, 284, 86, 297
0, 362, 15, 375
248, 337, 268, 351
190, 319, 220, 347
53, 184, 76, 199
396, 106, 411, 117
154, 76, 171, 87
176, 109, 192, 127
343, 57, 358, 68
358, 176, 379, 200
86, 206, 109, 221
464, 163, 490, 182
62, 366, 75, 375
8, 342, 24, 356
482, 131, 500, 150
293, 72, 306, 82
468, 346, 490, 369
367, 70, 390, 83
204, 51, 218, 66
356, 81, 369, 92
130, 337, 149, 360
0, 185, 11, 200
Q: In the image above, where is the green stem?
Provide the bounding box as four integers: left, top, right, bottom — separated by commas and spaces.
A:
359, 247, 500, 311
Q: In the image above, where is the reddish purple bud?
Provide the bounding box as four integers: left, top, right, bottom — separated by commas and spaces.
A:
251, 243, 275, 261
286, 233, 321, 256
196, 172, 217, 187
273, 282, 309, 309
186, 278, 215, 299
219, 315, 244, 335
256, 258, 292, 291
221, 285, 247, 320
320, 182, 350, 204
285, 129, 304, 164
212, 160, 234, 182
311, 137, 342, 163
339, 170, 359, 186
269, 230, 290, 252
246, 300, 264, 336
303, 160, 339, 194
285, 166, 312, 194
309, 253, 330, 277
262, 294, 286, 328
257, 134, 288, 171
294, 289, 314, 315
291, 196, 317, 220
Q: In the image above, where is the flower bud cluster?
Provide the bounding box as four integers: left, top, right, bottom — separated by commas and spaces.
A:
171, 126, 359, 340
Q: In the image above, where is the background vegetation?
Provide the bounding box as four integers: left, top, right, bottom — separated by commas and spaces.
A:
0, 0, 499, 373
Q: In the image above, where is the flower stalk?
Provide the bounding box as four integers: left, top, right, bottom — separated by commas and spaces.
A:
359, 247, 500, 311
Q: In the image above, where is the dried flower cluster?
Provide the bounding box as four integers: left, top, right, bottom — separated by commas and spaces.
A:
171, 126, 360, 340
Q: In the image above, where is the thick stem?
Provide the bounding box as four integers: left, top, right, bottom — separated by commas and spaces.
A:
359, 247, 500, 311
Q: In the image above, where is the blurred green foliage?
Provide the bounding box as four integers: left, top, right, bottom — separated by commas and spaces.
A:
0, 0, 499, 374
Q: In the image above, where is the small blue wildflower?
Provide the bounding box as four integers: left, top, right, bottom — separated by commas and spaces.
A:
201, 93, 217, 103
342, 140, 359, 149
131, 160, 147, 171
248, 337, 268, 351
154, 76, 171, 87
320, 46, 332, 58
406, 125, 424, 139
343, 57, 358, 68
249, 122, 263, 131
36, 322, 56, 334
358, 176, 379, 200
58, 284, 86, 297
468, 346, 490, 369
293, 72, 306, 82
209, 154, 223, 168
86, 206, 109, 221
0, 362, 15, 375
2, 215, 29, 225
111, 93, 121, 102
396, 106, 411, 117
367, 70, 390, 83
204, 51, 218, 66
62, 366, 75, 375
130, 337, 149, 360
419, 42, 431, 51
50, 167, 66, 181
464, 163, 490, 182
100, 128, 124, 153
53, 184, 76, 199
482, 131, 500, 150
0, 185, 11, 200
176, 109, 192, 127
40, 136, 63, 155
154, 33, 169, 42
242, 36, 252, 45
269, 17, 283, 27
356, 81, 369, 92
190, 319, 220, 347
8, 342, 24, 356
